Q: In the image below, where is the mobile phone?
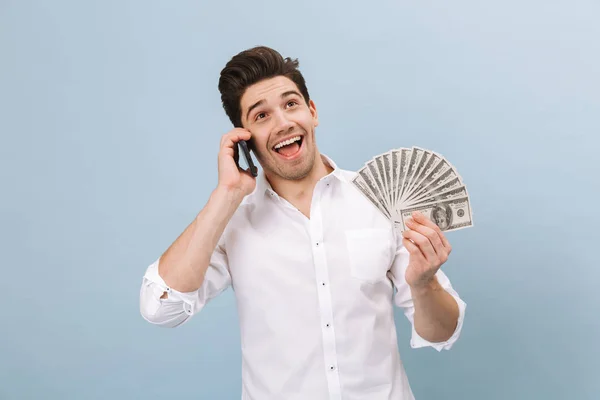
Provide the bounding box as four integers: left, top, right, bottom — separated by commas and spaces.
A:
238, 140, 258, 177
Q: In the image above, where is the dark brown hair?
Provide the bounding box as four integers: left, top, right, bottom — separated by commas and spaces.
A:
218, 46, 310, 128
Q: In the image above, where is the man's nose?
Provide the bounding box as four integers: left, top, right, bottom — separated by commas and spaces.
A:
273, 109, 294, 135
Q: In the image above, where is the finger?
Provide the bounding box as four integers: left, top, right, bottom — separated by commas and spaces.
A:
402, 229, 437, 263
230, 128, 252, 144
219, 130, 252, 162
219, 141, 236, 160
220, 129, 252, 149
402, 237, 427, 264
405, 216, 445, 258
412, 211, 452, 252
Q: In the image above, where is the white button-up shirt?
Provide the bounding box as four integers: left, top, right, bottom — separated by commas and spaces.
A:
140, 155, 466, 400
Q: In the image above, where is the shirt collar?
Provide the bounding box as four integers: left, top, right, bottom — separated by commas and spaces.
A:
254, 153, 345, 197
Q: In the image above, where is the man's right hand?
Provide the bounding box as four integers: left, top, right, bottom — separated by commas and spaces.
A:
152, 129, 258, 297
217, 128, 257, 197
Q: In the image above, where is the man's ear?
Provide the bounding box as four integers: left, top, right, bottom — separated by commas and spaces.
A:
309, 99, 319, 127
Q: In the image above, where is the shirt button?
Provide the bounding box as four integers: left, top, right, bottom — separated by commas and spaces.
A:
330, 365, 335, 371
321, 282, 326, 286
326, 323, 330, 327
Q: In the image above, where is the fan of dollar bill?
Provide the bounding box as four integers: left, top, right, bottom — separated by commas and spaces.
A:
351, 146, 474, 233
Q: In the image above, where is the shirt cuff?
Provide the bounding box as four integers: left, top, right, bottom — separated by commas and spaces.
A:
409, 293, 467, 352
142, 259, 199, 316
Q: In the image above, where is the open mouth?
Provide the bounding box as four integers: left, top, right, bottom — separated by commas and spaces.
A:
272, 135, 304, 159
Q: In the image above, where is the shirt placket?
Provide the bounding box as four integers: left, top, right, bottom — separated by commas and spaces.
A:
310, 178, 342, 400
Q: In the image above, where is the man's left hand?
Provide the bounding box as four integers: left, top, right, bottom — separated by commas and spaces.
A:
401, 211, 452, 290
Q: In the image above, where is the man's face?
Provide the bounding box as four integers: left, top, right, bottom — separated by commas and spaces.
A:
240, 76, 319, 181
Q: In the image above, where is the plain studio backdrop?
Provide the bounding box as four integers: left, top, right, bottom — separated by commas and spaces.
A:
1, 1, 598, 399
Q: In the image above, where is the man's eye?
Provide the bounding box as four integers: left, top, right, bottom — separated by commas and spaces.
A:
286, 101, 298, 108
256, 112, 266, 120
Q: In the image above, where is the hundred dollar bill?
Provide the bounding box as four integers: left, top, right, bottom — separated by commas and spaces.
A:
394, 149, 416, 204
374, 153, 393, 208
405, 162, 461, 204
351, 174, 392, 219
398, 148, 418, 205
391, 150, 400, 205
405, 151, 442, 204
403, 149, 433, 204
382, 152, 394, 207
406, 176, 463, 206
395, 196, 473, 233
391, 148, 410, 207
366, 159, 393, 212
401, 147, 426, 206
407, 185, 468, 207
358, 165, 392, 215
403, 157, 449, 204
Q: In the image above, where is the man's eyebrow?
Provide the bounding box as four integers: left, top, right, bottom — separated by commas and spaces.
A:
281, 90, 302, 99
246, 99, 265, 122
245, 91, 303, 121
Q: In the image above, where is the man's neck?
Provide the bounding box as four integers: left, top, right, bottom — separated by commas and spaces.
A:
266, 152, 334, 206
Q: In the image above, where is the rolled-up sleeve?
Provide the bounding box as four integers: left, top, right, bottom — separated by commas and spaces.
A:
139, 241, 231, 328
388, 241, 467, 352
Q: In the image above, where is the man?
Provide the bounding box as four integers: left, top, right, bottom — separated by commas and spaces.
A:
139, 46, 466, 400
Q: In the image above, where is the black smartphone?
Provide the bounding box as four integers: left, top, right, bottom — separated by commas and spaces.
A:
238, 140, 258, 177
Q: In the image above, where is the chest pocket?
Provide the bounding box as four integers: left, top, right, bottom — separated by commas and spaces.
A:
344, 228, 395, 284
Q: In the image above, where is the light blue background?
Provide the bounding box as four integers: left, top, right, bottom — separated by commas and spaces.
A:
1, 1, 598, 399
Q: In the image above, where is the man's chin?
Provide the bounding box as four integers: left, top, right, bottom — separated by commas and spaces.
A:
276, 167, 310, 181
268, 160, 313, 181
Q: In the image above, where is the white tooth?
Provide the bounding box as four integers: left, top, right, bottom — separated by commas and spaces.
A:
274, 136, 301, 150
